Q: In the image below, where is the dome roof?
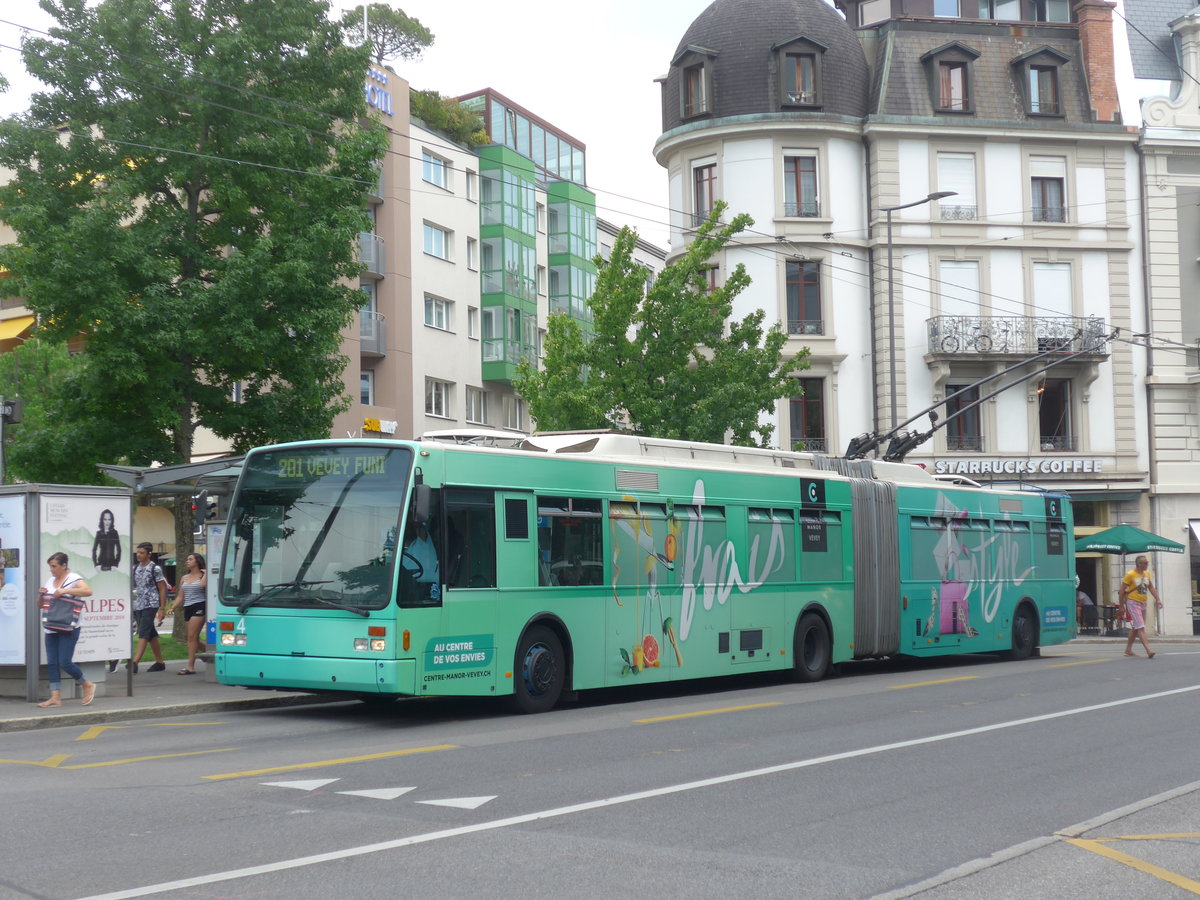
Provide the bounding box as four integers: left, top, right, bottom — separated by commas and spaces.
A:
662, 0, 868, 133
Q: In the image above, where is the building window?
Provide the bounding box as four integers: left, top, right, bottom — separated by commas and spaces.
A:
702, 265, 719, 295
934, 0, 959, 15
360, 370, 374, 406
693, 163, 717, 227
425, 379, 450, 418
938, 61, 969, 111
504, 396, 526, 431
1032, 0, 1070, 23
1013, 48, 1068, 117
467, 306, 478, 340
465, 169, 477, 202
423, 223, 450, 260
1038, 378, 1074, 450
786, 260, 822, 335
922, 43, 979, 115
1030, 156, 1067, 222
1032, 261, 1072, 321
1028, 65, 1060, 115
936, 152, 977, 219
466, 387, 488, 425
425, 295, 452, 331
789, 377, 826, 453
467, 237, 478, 270
683, 63, 709, 117
938, 260, 981, 318
783, 154, 819, 217
422, 150, 448, 189
783, 53, 817, 105
945, 383, 982, 451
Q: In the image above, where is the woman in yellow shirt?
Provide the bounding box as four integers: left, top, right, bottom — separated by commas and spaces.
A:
1120, 555, 1162, 658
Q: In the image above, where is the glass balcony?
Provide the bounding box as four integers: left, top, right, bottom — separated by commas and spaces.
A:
359, 310, 386, 356
358, 232, 385, 278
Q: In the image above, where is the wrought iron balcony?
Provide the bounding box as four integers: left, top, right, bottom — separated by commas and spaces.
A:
1039, 434, 1076, 452
946, 434, 984, 452
788, 319, 824, 336
791, 436, 827, 453
939, 204, 977, 221
927, 315, 1107, 358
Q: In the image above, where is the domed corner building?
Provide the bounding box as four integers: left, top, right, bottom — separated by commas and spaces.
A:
652, 2, 1140, 534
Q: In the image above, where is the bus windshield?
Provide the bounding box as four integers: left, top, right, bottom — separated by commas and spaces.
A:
220, 445, 413, 613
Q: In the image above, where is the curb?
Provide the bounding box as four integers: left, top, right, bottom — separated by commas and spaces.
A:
0, 693, 340, 734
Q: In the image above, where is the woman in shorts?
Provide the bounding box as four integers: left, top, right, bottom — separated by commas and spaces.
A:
167, 553, 207, 674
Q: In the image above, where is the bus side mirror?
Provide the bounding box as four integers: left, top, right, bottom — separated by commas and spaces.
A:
413, 484, 431, 525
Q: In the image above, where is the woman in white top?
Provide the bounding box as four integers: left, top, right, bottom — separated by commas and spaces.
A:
38, 552, 95, 707
166, 553, 207, 675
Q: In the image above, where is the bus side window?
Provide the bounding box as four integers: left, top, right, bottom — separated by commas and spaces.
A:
538, 496, 603, 587
445, 488, 497, 589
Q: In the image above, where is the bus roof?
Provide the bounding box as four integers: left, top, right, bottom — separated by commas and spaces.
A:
418, 430, 944, 488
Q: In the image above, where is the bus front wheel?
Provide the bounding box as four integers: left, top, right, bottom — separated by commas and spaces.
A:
792, 613, 830, 683
511, 625, 565, 714
1006, 604, 1038, 661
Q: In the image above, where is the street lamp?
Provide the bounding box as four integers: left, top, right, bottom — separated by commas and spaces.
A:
881, 190, 957, 434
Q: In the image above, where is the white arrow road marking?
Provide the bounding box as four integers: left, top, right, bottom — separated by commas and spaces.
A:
262, 779, 340, 791
417, 796, 496, 810
336, 787, 417, 801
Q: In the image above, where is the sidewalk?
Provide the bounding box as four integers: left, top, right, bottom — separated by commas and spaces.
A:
3, 633, 1197, 734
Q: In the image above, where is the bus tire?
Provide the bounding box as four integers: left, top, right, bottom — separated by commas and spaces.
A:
1006, 603, 1038, 661
511, 625, 565, 714
792, 613, 831, 683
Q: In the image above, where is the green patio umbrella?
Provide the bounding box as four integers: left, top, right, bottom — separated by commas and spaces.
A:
1074, 524, 1185, 555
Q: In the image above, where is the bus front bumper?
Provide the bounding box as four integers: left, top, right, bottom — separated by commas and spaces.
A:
216, 652, 416, 695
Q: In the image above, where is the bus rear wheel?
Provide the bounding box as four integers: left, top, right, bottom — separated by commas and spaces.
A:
511, 625, 564, 714
1006, 604, 1038, 661
792, 613, 830, 683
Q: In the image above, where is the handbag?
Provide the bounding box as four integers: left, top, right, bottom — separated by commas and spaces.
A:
40, 590, 84, 632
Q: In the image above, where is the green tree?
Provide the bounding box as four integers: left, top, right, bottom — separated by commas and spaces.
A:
340, 3, 433, 63
0, 0, 387, 553
515, 204, 808, 447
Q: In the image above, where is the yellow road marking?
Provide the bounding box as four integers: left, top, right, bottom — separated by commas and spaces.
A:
888, 676, 978, 690
61, 749, 238, 769
635, 702, 780, 723
76, 722, 224, 741
0, 753, 72, 768
1049, 659, 1110, 668
203, 744, 458, 781
1067, 837, 1200, 894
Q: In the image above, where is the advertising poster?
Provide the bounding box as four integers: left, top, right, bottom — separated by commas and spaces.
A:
40, 495, 131, 663
0, 496, 27, 664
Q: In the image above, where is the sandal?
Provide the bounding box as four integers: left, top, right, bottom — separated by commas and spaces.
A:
80, 682, 96, 706
1148, 652, 1156, 659
177, 669, 195, 675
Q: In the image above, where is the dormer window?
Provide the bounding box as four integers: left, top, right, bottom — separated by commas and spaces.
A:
1012, 47, 1069, 118
921, 42, 980, 115
774, 35, 827, 109
673, 44, 717, 120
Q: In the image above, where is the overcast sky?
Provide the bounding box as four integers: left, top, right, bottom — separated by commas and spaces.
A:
0, 0, 1159, 250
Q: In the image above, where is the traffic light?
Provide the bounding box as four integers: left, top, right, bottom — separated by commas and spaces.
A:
192, 490, 208, 533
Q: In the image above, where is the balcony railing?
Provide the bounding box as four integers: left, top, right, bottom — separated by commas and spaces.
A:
1039, 434, 1076, 452
791, 436, 827, 453
359, 310, 386, 356
788, 319, 824, 336
927, 315, 1107, 357
784, 200, 820, 217
1032, 205, 1067, 223
939, 204, 977, 221
358, 232, 385, 277
946, 434, 984, 452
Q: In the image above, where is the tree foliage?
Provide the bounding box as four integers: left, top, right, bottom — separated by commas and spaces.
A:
515, 204, 808, 447
0, 0, 388, 477
0, 338, 114, 485
340, 3, 433, 63
409, 89, 487, 147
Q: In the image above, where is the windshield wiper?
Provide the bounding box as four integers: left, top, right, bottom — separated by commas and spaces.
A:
237, 580, 332, 614
305, 596, 370, 617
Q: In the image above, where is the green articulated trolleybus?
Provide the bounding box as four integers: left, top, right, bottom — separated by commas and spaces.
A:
214, 431, 1076, 713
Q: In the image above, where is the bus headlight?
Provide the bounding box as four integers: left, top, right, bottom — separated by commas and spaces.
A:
353, 638, 388, 652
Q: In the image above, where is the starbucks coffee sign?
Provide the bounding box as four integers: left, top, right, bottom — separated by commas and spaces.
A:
932, 458, 1106, 476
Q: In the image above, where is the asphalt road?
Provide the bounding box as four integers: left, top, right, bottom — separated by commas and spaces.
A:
2, 643, 1198, 900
